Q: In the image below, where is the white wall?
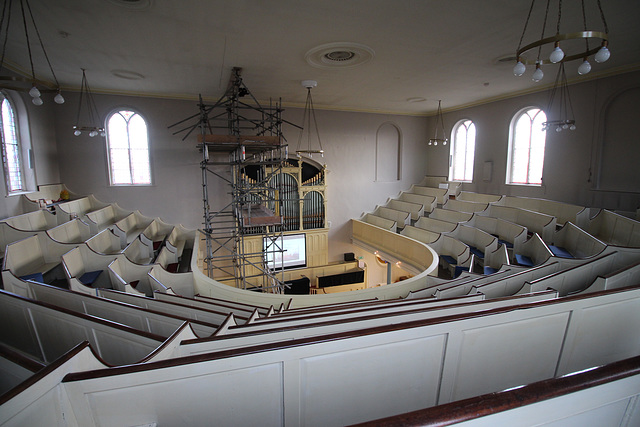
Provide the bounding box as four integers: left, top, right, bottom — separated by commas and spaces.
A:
53, 93, 429, 262
431, 69, 640, 213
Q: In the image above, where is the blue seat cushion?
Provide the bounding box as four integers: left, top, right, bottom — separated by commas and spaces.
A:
484, 266, 498, 275
469, 246, 484, 259
20, 272, 44, 283
515, 254, 534, 267
549, 245, 573, 258
454, 266, 469, 278
441, 255, 457, 265
498, 239, 513, 249
79, 270, 103, 285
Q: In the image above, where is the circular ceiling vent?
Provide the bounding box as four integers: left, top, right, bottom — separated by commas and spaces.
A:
305, 42, 375, 69
105, 0, 152, 10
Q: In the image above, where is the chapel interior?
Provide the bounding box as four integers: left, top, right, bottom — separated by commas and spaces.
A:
1, 1, 640, 426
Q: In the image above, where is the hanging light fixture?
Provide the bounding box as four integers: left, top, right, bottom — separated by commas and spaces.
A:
0, 0, 64, 105
513, 0, 610, 82
296, 80, 324, 158
428, 100, 448, 146
73, 69, 104, 137
542, 63, 576, 132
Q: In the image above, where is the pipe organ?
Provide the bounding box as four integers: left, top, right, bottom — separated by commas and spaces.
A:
242, 158, 327, 235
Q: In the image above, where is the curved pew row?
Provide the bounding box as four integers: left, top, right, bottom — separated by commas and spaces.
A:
4, 285, 637, 427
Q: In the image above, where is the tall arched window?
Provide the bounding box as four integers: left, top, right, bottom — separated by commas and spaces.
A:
106, 109, 151, 185
1, 94, 23, 193
449, 119, 476, 182
506, 108, 547, 185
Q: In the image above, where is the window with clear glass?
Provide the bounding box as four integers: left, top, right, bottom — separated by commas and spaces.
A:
506, 108, 547, 185
449, 119, 476, 182
106, 110, 151, 185
1, 96, 23, 193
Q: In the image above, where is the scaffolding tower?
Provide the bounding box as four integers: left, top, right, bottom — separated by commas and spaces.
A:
169, 68, 297, 292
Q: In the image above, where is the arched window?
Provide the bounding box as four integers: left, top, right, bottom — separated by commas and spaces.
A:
506, 108, 547, 185
106, 109, 151, 185
449, 119, 476, 182
0, 94, 23, 193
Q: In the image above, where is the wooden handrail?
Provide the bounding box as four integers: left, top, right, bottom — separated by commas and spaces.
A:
350, 354, 640, 427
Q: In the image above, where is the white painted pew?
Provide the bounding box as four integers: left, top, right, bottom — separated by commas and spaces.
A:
384, 198, 424, 221
84, 203, 132, 234
513, 233, 553, 267
519, 249, 640, 296
585, 259, 640, 294
148, 265, 196, 298
97, 288, 244, 326
444, 223, 498, 263
478, 204, 556, 242
0, 222, 43, 260
372, 205, 411, 228
482, 244, 510, 275
165, 223, 196, 258
587, 209, 640, 247
429, 207, 474, 224
0, 341, 45, 397
396, 191, 436, 214
194, 294, 273, 317
223, 292, 557, 335
408, 184, 448, 205
359, 213, 397, 232
414, 216, 458, 233
473, 260, 586, 298
456, 191, 502, 204
60, 244, 123, 295
45, 218, 93, 244
154, 246, 180, 271
417, 176, 462, 199
107, 257, 155, 296
465, 215, 528, 254
140, 218, 174, 255
365, 355, 640, 427
1, 234, 76, 285
401, 227, 471, 277
113, 210, 155, 247
21, 183, 78, 207
0, 289, 164, 366
55, 195, 109, 224
18, 280, 218, 339
495, 195, 588, 228
20, 286, 640, 427
550, 221, 607, 258
122, 237, 153, 265
1, 209, 57, 233
85, 228, 123, 255
434, 266, 533, 299
153, 292, 261, 322
442, 198, 489, 214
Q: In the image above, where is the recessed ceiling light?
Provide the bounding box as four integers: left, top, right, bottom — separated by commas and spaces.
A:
111, 69, 145, 80
105, 0, 152, 10
407, 97, 426, 103
305, 42, 375, 69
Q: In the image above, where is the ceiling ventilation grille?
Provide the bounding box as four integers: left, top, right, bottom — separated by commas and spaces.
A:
306, 42, 374, 69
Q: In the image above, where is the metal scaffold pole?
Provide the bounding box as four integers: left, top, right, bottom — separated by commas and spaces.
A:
169, 68, 300, 293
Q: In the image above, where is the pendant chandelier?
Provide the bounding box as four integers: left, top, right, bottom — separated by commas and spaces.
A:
428, 100, 448, 146
513, 0, 610, 82
73, 69, 104, 137
542, 63, 576, 132
296, 80, 324, 158
0, 0, 64, 105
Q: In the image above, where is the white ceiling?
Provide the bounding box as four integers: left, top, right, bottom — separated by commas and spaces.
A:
3, 0, 640, 115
